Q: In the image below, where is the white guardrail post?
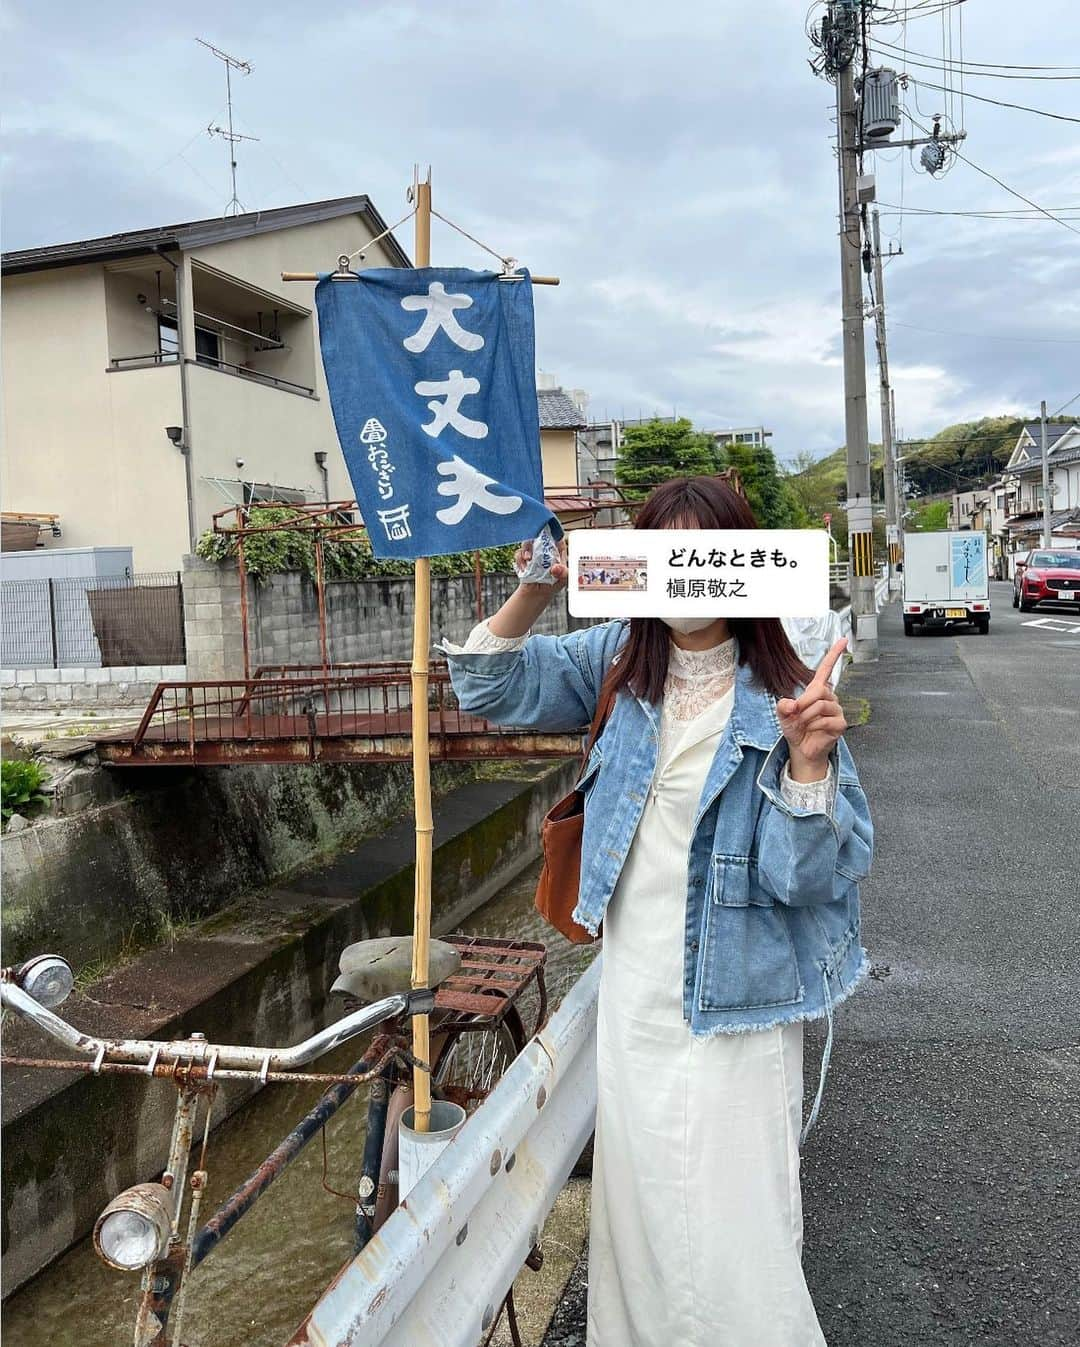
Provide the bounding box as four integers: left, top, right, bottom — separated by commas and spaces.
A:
288, 958, 602, 1347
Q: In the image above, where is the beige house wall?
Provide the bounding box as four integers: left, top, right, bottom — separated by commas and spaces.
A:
540, 428, 578, 489
182, 215, 405, 516
1, 211, 405, 570
1, 266, 188, 570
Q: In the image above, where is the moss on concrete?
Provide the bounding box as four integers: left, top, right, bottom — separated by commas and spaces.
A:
1, 759, 476, 973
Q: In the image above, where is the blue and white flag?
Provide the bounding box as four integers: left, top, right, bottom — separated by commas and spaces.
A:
315, 267, 562, 559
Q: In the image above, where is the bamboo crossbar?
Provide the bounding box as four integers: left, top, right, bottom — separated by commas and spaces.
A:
281, 271, 559, 285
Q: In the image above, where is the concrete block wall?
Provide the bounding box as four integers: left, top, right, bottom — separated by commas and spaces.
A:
183, 557, 585, 681
0, 665, 187, 707
181, 555, 246, 680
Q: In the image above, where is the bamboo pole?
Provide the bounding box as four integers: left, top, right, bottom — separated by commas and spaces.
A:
409, 171, 435, 1134
282, 272, 559, 285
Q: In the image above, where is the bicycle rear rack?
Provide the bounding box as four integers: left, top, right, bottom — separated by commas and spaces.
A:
436, 935, 548, 1035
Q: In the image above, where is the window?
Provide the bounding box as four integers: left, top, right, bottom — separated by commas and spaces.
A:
158, 318, 179, 359
195, 326, 221, 368
156, 317, 220, 366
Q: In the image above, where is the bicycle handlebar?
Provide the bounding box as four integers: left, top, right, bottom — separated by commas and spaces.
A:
0, 981, 436, 1078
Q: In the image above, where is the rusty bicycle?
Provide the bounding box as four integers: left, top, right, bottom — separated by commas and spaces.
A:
1, 932, 548, 1346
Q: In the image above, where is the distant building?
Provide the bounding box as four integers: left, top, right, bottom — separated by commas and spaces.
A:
999, 421, 1080, 571
708, 426, 773, 450
536, 377, 588, 489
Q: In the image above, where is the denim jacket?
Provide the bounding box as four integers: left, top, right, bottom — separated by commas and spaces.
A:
443, 619, 873, 1141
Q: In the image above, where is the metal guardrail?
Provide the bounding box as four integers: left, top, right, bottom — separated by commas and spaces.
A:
288, 958, 601, 1347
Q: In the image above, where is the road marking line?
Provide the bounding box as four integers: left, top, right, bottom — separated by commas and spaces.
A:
1022, 617, 1080, 635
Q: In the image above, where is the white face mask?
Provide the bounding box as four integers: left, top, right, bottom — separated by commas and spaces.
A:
659, 615, 718, 635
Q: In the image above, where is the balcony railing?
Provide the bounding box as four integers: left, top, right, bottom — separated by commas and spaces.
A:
108, 351, 314, 396
188, 356, 314, 397
108, 352, 180, 370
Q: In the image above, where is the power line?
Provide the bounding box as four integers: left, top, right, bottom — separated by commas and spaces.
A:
889, 320, 1080, 344
872, 37, 1080, 79
876, 200, 1080, 218
905, 73, 1080, 125
871, 34, 1080, 73
892, 431, 1074, 446
874, 2, 966, 23
1051, 391, 1080, 416
903, 109, 1080, 235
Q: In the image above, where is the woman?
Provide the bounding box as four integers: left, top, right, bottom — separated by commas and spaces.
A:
440, 477, 873, 1346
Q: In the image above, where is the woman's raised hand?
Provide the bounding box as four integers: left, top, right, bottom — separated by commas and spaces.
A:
486, 537, 569, 638
514, 537, 569, 595
776, 639, 849, 781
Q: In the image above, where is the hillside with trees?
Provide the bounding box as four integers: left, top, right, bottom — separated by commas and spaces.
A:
781, 415, 1075, 556
608, 413, 1067, 559
786, 416, 1032, 509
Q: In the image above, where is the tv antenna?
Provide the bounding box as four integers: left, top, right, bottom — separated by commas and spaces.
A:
197, 38, 258, 217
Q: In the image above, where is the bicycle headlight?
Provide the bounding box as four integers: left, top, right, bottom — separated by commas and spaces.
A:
93, 1184, 174, 1270
16, 955, 74, 1009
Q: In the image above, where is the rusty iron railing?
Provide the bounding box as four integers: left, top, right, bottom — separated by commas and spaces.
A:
96, 663, 586, 766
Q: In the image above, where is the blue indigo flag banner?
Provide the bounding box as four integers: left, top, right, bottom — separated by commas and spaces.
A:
315, 267, 563, 559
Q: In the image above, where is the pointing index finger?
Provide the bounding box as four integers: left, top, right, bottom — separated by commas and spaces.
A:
810, 637, 849, 690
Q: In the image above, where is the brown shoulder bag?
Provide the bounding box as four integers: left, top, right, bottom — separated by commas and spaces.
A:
533, 672, 618, 945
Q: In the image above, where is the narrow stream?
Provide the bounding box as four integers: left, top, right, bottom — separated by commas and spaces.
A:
3, 857, 599, 1347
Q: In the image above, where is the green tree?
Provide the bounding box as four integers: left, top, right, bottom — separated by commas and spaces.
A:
723, 442, 809, 529
615, 418, 722, 498
910, 499, 951, 532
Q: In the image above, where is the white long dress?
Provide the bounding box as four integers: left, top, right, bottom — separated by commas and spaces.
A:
440, 624, 831, 1347
588, 639, 829, 1347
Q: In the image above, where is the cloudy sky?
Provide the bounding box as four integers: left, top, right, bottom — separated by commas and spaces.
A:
3, 0, 1078, 463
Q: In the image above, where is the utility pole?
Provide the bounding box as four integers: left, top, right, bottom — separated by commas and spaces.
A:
833, 1, 877, 659
1040, 399, 1052, 547
891, 386, 905, 553
870, 209, 900, 592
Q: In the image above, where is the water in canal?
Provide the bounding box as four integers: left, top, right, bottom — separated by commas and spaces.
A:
3, 857, 599, 1347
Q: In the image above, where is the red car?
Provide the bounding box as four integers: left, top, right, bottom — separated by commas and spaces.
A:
1013, 549, 1080, 611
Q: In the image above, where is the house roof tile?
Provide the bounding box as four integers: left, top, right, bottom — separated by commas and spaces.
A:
537, 388, 587, 430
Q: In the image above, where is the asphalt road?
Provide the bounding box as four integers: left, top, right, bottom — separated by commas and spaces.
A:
544, 585, 1080, 1346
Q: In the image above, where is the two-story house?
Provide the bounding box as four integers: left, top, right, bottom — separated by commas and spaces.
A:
999, 421, 1080, 570
1, 196, 411, 571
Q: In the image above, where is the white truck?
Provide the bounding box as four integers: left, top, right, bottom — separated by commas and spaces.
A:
901, 530, 991, 636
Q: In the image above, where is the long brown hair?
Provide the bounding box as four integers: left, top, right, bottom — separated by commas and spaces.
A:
605, 476, 813, 703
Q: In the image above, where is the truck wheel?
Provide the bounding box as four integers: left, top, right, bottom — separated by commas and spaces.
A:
976, 618, 990, 635
903, 617, 916, 636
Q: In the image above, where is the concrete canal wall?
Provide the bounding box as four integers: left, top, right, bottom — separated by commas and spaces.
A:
1, 755, 477, 971
1, 757, 577, 1295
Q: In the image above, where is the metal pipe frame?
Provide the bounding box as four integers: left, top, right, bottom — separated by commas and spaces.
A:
0, 981, 432, 1073
189, 1041, 391, 1270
